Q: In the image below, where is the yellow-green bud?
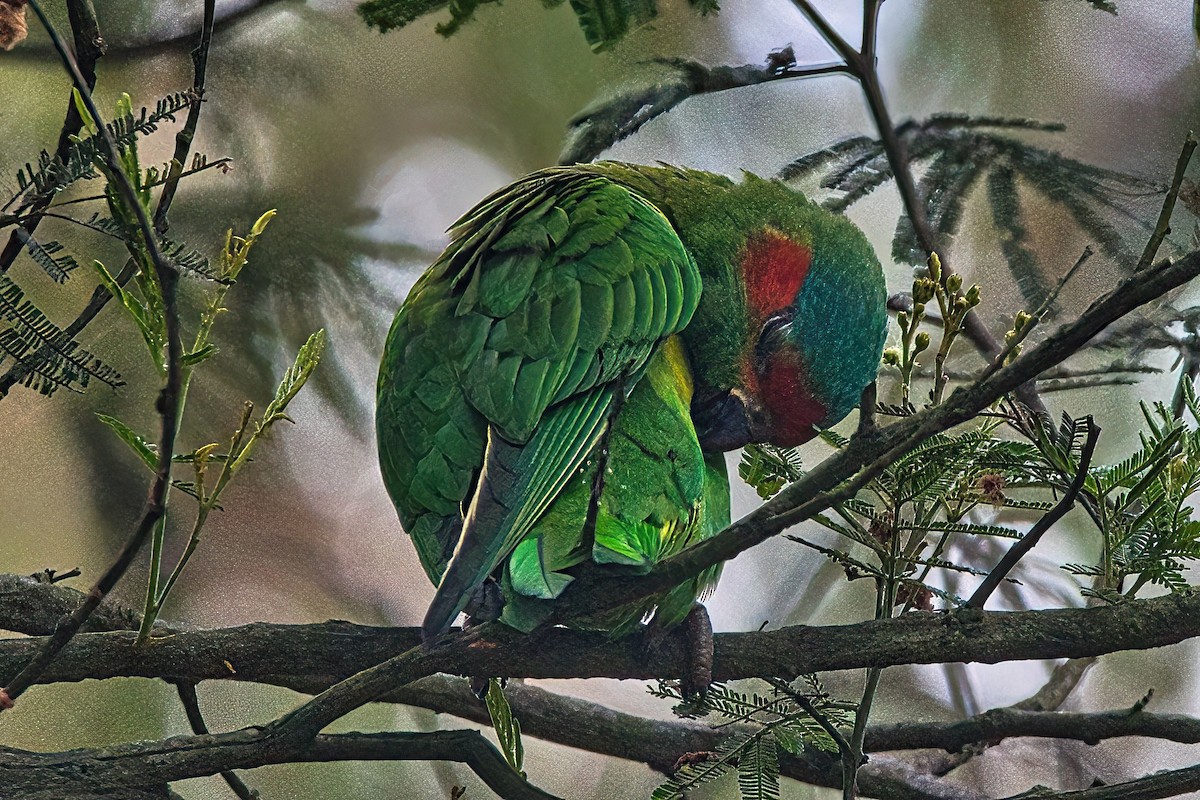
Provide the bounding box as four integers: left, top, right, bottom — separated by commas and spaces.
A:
1167, 454, 1190, 490
914, 331, 931, 352
965, 285, 981, 306
913, 302, 926, 318
882, 347, 902, 366
1014, 310, 1033, 331
912, 279, 936, 304
946, 273, 963, 294
898, 311, 910, 330
927, 252, 942, 283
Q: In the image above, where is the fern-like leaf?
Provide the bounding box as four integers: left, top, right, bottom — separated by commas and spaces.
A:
737, 732, 781, 800
0, 274, 122, 395
17, 233, 78, 283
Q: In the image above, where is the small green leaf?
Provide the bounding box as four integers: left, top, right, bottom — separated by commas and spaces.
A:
96, 413, 157, 471
484, 679, 525, 776
737, 731, 781, 800
772, 726, 805, 755
262, 329, 326, 426
71, 89, 99, 136
93, 259, 165, 374
182, 344, 218, 367
739, 444, 803, 500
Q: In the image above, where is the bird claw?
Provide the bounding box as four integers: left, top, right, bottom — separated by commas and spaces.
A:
681, 604, 714, 699
463, 577, 505, 622
642, 604, 714, 702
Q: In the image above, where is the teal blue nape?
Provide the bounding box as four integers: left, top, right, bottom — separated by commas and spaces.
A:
374, 163, 888, 640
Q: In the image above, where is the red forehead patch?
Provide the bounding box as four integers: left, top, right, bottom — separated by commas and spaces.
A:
741, 229, 811, 321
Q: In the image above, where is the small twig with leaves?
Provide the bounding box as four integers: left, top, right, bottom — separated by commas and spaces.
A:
967, 417, 1100, 609
0, 0, 185, 712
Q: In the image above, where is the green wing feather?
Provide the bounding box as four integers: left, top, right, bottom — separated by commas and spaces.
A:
376, 167, 701, 639
500, 339, 732, 635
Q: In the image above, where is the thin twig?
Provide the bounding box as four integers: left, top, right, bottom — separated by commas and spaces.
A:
174, 682, 259, 800
967, 418, 1100, 609
153, 0, 216, 234
1136, 131, 1197, 272
136, 0, 218, 645
0, 0, 183, 712
794, 692, 856, 791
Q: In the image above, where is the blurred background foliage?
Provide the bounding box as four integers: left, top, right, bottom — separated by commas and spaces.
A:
1, 1, 1199, 798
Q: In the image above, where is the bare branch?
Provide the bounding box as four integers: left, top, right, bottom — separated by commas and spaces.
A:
0, 730, 563, 800
2, 580, 1199, 687
867, 707, 1200, 753
560, 48, 848, 164
1136, 131, 1197, 272
998, 763, 1200, 800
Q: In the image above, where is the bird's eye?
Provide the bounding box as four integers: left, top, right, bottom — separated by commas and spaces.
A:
755, 309, 795, 365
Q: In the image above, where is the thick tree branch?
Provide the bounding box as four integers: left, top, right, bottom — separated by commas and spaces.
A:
1, 580, 1197, 686
999, 763, 1200, 800
6, 575, 1199, 798
866, 707, 1200, 753
0, 573, 145, 635
0, 730, 562, 800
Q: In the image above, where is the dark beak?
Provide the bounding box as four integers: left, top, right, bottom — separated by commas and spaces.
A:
692, 389, 763, 452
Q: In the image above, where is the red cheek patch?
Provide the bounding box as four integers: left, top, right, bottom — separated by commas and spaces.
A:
741, 229, 811, 323
759, 350, 826, 447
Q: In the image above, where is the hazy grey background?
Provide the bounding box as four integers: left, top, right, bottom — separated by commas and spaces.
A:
1, 0, 1198, 797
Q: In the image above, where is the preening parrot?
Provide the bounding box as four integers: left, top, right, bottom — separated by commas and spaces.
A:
376, 163, 887, 644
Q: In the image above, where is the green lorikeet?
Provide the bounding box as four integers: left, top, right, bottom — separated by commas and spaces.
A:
376, 163, 887, 642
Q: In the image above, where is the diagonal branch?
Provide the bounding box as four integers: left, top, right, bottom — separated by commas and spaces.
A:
560, 49, 849, 165
787, 0, 1042, 414
550, 248, 1200, 626
997, 763, 1200, 800
0, 0, 103, 277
